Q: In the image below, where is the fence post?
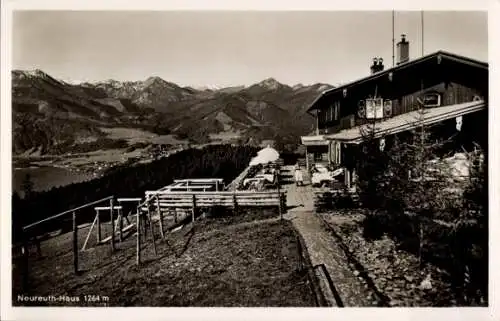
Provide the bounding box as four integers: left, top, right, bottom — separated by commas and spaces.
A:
34, 236, 42, 257
277, 180, 283, 220
192, 194, 196, 226
22, 232, 29, 291
110, 198, 115, 252
232, 192, 237, 216
147, 198, 158, 256
143, 200, 148, 239
296, 235, 304, 272
73, 211, 78, 274
136, 206, 141, 266
96, 209, 101, 243
157, 196, 165, 239
119, 207, 123, 242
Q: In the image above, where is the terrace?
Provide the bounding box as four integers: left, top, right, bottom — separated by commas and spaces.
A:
13, 150, 341, 307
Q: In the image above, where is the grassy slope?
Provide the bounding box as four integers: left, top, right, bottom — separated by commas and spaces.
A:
13, 209, 316, 307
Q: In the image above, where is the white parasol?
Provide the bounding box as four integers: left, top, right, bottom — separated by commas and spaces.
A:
249, 145, 280, 166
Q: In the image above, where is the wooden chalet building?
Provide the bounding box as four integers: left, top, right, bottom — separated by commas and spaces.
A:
301, 35, 488, 188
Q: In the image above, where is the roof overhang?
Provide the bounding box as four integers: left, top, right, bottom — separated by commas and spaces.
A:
306, 51, 488, 113
324, 100, 486, 145
301, 135, 329, 146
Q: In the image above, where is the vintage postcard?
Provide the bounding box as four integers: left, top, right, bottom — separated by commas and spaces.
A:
1, 0, 497, 320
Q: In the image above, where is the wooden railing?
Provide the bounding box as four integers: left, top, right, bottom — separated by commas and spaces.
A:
20, 196, 115, 289
22, 196, 115, 231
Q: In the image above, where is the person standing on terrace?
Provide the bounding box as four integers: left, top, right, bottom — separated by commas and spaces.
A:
294, 163, 304, 186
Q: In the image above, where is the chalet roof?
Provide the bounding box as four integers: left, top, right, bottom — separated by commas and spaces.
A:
307, 51, 488, 113
325, 100, 485, 144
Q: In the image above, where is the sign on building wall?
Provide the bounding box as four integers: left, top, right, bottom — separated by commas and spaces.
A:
365, 98, 384, 119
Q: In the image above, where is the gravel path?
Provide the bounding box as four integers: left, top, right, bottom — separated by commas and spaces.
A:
280, 165, 376, 306
285, 210, 376, 306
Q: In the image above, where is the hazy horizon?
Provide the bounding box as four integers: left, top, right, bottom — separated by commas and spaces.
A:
13, 11, 488, 87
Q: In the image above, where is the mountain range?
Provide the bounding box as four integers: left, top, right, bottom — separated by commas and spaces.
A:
12, 69, 333, 155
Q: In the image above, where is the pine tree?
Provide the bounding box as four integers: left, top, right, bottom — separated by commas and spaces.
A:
395, 105, 454, 266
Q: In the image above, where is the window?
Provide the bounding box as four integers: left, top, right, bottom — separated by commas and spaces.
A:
318, 109, 326, 124
321, 102, 341, 124
422, 92, 441, 107
314, 152, 324, 161
328, 101, 340, 122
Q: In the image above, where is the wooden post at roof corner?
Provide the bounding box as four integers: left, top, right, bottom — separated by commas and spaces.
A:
305, 146, 309, 172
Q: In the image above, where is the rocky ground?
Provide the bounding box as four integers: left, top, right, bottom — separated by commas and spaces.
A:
320, 210, 458, 307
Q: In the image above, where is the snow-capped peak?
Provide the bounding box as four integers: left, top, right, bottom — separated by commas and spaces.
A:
143, 76, 168, 87
197, 84, 222, 91
258, 78, 283, 90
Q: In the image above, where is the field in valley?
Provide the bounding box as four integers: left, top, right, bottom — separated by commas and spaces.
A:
12, 127, 193, 193
99, 127, 189, 146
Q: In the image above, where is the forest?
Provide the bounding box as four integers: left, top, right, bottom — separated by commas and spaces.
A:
12, 144, 259, 242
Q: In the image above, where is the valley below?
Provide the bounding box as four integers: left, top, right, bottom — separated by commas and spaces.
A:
12, 127, 192, 194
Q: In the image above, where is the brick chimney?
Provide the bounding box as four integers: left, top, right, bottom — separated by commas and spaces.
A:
370, 57, 384, 74
396, 34, 409, 65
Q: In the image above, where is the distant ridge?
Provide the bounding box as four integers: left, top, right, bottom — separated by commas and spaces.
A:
12, 69, 334, 154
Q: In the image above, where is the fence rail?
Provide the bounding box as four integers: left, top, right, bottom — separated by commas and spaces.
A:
18, 196, 117, 291
144, 190, 286, 209
22, 196, 115, 231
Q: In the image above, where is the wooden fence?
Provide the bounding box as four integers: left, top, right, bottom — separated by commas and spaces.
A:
168, 178, 224, 191
144, 190, 287, 209
20, 196, 115, 289
313, 188, 359, 211
18, 177, 288, 275
132, 189, 287, 265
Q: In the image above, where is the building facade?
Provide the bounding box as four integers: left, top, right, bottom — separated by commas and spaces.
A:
301, 36, 488, 188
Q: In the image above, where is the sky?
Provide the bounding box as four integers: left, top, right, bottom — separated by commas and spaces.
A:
12, 10, 488, 87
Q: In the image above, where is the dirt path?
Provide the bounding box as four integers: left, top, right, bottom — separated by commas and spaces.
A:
280, 165, 375, 306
